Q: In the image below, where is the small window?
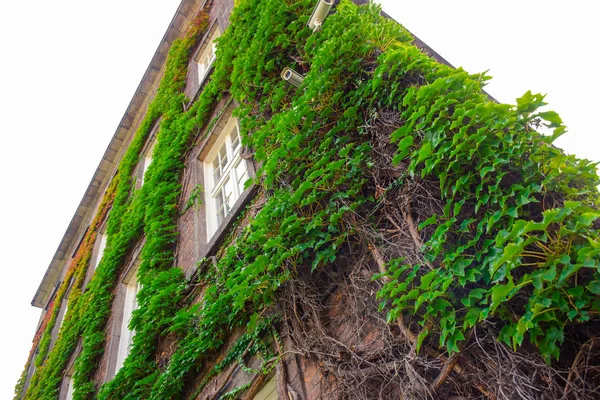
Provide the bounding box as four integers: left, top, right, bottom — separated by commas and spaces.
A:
58, 303, 68, 330
136, 122, 159, 187
197, 27, 221, 85
115, 268, 141, 373
139, 141, 156, 185
204, 117, 249, 238
92, 233, 107, 271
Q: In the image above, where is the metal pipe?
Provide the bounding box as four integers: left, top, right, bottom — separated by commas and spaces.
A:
281, 67, 305, 88
307, 0, 334, 31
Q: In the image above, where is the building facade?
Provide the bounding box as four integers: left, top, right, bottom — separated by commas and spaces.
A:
15, 0, 600, 399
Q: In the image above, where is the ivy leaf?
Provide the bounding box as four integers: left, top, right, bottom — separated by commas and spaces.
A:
480, 165, 494, 179
538, 110, 562, 128
419, 214, 437, 230
575, 212, 600, 228
587, 281, 600, 295
491, 279, 515, 312
498, 324, 516, 348
463, 307, 480, 329
545, 125, 566, 143
415, 325, 430, 354
419, 270, 437, 290
417, 142, 433, 164
491, 243, 523, 278
247, 312, 259, 332
392, 136, 414, 165
431, 298, 452, 313
343, 105, 359, 120
516, 90, 546, 114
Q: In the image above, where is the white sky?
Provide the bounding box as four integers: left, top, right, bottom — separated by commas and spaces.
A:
0, 1, 597, 398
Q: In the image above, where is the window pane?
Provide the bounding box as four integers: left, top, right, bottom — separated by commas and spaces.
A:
216, 187, 224, 207
231, 131, 241, 154
215, 185, 228, 226
219, 145, 228, 169
223, 176, 234, 214
217, 208, 225, 225
197, 29, 220, 84
207, 43, 215, 63
235, 159, 248, 193
213, 157, 221, 183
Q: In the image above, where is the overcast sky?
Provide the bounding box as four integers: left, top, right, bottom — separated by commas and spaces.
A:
0, 1, 597, 398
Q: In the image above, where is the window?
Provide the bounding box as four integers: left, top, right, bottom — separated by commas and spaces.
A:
92, 233, 107, 271
83, 229, 108, 289
197, 27, 221, 85
204, 117, 249, 238
115, 269, 140, 373
139, 141, 155, 185
58, 303, 68, 330
136, 123, 159, 187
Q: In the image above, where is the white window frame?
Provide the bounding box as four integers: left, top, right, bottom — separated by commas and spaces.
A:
203, 117, 249, 239
115, 265, 141, 373
197, 27, 221, 85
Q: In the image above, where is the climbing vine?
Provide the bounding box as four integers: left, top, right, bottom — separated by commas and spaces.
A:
17, 0, 599, 399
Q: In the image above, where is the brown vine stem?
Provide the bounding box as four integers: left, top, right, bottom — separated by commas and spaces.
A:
399, 204, 434, 271
273, 330, 289, 399
272, 327, 300, 400
385, 211, 433, 271
432, 354, 460, 390
366, 237, 419, 345
564, 337, 596, 397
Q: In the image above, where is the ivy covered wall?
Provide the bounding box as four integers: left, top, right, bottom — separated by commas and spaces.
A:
16, 0, 599, 399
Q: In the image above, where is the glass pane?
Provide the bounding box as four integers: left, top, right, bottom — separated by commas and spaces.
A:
215, 184, 230, 225
231, 130, 241, 154
219, 145, 228, 168
216, 205, 225, 226
235, 159, 248, 193
215, 188, 224, 210
213, 157, 221, 183
207, 43, 215, 63
223, 176, 234, 214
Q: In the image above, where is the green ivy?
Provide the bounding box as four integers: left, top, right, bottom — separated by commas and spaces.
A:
17, 0, 599, 399
372, 49, 600, 360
